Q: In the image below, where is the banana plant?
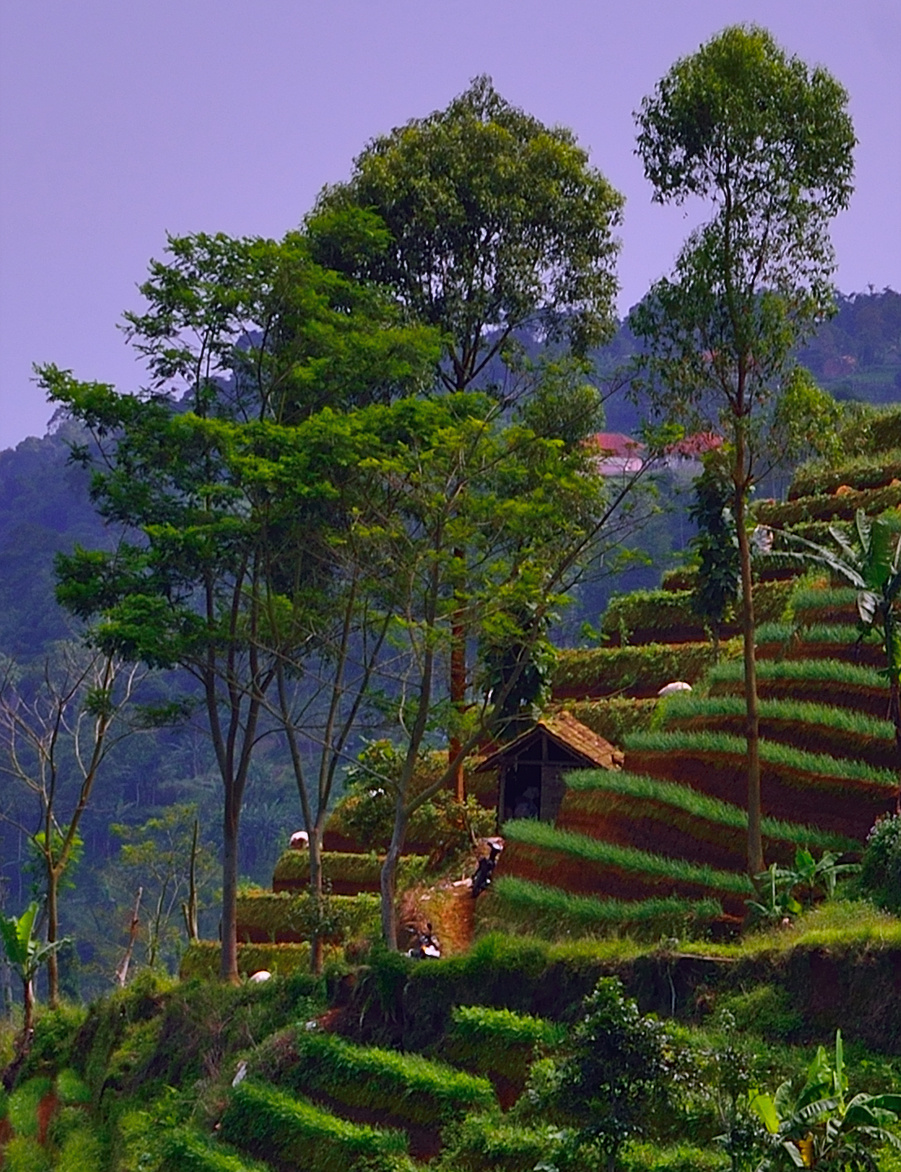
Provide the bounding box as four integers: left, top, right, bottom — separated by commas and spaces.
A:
750, 1030, 901, 1169
0, 902, 68, 1039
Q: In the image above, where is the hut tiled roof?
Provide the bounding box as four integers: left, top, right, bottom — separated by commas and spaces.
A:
476, 710, 623, 772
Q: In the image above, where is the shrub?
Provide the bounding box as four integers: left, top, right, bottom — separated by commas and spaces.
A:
219, 1080, 415, 1172
717, 985, 804, 1042
619, 1141, 730, 1171
157, 1126, 271, 1172
859, 815, 901, 914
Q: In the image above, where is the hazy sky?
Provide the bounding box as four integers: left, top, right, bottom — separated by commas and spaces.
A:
1, 0, 898, 450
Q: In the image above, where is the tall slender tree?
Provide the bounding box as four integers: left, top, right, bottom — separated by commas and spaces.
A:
630, 25, 854, 873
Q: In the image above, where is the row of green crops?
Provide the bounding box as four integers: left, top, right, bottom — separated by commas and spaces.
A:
561, 770, 858, 854
553, 640, 741, 696
219, 1080, 416, 1172
253, 1028, 496, 1127
623, 729, 899, 789
658, 692, 894, 744
755, 621, 881, 647
788, 448, 901, 499
475, 878, 724, 942
600, 582, 794, 644
502, 819, 753, 896
707, 655, 885, 692
272, 851, 428, 891
789, 585, 861, 624
179, 940, 334, 979
446, 1006, 565, 1084
754, 481, 901, 527
235, 891, 380, 942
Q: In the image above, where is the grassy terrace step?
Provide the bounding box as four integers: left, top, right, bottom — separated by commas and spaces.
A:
180, 941, 339, 979
789, 448, 901, 499
556, 769, 858, 872
552, 639, 740, 699
446, 1006, 565, 1103
658, 693, 898, 769
789, 586, 862, 626
475, 877, 724, 942
754, 481, 901, 527
623, 729, 899, 840
220, 1081, 415, 1172
706, 657, 892, 718
559, 697, 657, 745
252, 1029, 496, 1146
235, 892, 380, 944
600, 581, 794, 646
755, 622, 884, 667
272, 851, 428, 894
158, 1127, 271, 1172
500, 818, 753, 915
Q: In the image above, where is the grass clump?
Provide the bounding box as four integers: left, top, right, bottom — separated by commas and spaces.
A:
435, 1115, 561, 1172
447, 1006, 565, 1084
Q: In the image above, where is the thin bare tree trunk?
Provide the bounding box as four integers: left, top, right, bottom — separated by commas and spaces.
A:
735, 490, 763, 876
115, 887, 143, 987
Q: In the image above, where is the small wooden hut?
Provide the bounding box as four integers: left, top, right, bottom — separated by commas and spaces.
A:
477, 710, 622, 825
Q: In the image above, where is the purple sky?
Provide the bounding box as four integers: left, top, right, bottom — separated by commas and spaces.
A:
1, 0, 898, 451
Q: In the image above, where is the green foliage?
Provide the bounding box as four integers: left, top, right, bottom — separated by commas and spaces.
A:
2, 1135, 52, 1172
601, 589, 710, 643
504, 818, 753, 896
719, 986, 804, 1044
7, 1078, 53, 1138
619, 1141, 730, 1171
751, 1031, 901, 1170
478, 878, 723, 943
310, 75, 624, 382
219, 1080, 415, 1172
755, 482, 901, 528
707, 656, 885, 696
156, 1127, 271, 1172
689, 455, 740, 638
179, 940, 334, 979
859, 816, 901, 915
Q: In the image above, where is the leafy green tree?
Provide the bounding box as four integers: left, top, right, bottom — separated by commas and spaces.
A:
630, 24, 853, 873
688, 452, 739, 656
40, 231, 441, 982
313, 84, 625, 793
0, 647, 142, 1006
543, 976, 673, 1172
310, 75, 624, 393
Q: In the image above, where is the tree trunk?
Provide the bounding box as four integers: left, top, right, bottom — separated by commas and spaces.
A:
22, 977, 34, 1038
46, 864, 59, 1009
380, 808, 408, 950
220, 787, 241, 984
735, 493, 764, 876
309, 828, 324, 976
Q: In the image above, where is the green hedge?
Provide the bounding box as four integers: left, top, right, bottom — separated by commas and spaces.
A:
476, 877, 723, 941
179, 941, 337, 979
553, 640, 741, 697
789, 449, 901, 499
562, 769, 858, 854
219, 1081, 414, 1172
272, 851, 428, 892
600, 582, 794, 644
158, 1127, 270, 1172
503, 819, 753, 896
560, 698, 657, 744
255, 1029, 496, 1127
236, 891, 380, 943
